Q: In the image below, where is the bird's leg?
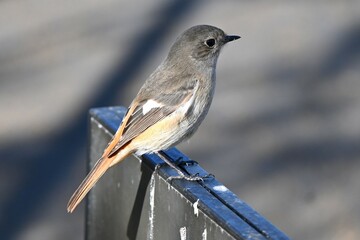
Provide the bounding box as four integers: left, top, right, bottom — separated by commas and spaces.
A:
156, 151, 205, 181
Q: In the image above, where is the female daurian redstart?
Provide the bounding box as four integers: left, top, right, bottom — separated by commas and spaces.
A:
67, 25, 240, 213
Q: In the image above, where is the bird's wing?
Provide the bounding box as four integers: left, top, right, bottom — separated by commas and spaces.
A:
67, 79, 198, 213
107, 78, 199, 157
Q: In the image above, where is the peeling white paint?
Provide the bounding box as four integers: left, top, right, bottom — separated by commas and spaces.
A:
193, 199, 200, 217
91, 118, 112, 137
213, 185, 228, 192
179, 226, 187, 240
148, 175, 155, 240
202, 228, 207, 240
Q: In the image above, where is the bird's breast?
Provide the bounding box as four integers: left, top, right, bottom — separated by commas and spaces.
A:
183, 74, 216, 128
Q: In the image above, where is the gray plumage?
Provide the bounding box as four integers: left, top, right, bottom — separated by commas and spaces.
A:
129, 25, 240, 154
67, 25, 239, 213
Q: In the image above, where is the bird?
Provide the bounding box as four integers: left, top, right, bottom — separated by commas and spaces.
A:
67, 25, 240, 213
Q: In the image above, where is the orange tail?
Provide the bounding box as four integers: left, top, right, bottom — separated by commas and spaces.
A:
67, 149, 131, 213
67, 104, 139, 213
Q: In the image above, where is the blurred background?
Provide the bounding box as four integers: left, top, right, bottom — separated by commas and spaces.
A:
0, 0, 359, 239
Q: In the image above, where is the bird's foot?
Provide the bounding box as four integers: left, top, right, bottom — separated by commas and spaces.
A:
167, 172, 214, 182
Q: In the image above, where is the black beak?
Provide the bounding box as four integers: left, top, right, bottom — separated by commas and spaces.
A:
225, 35, 241, 43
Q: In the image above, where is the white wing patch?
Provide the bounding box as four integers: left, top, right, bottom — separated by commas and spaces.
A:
142, 99, 162, 115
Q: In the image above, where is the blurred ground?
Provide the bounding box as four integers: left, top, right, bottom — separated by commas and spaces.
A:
0, 0, 360, 239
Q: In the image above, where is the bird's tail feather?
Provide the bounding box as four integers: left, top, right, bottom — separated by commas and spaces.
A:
67, 149, 130, 213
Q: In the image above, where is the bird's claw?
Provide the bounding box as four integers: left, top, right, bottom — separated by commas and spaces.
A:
166, 172, 214, 182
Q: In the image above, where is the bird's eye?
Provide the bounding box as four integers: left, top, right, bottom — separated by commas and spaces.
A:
205, 38, 216, 48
